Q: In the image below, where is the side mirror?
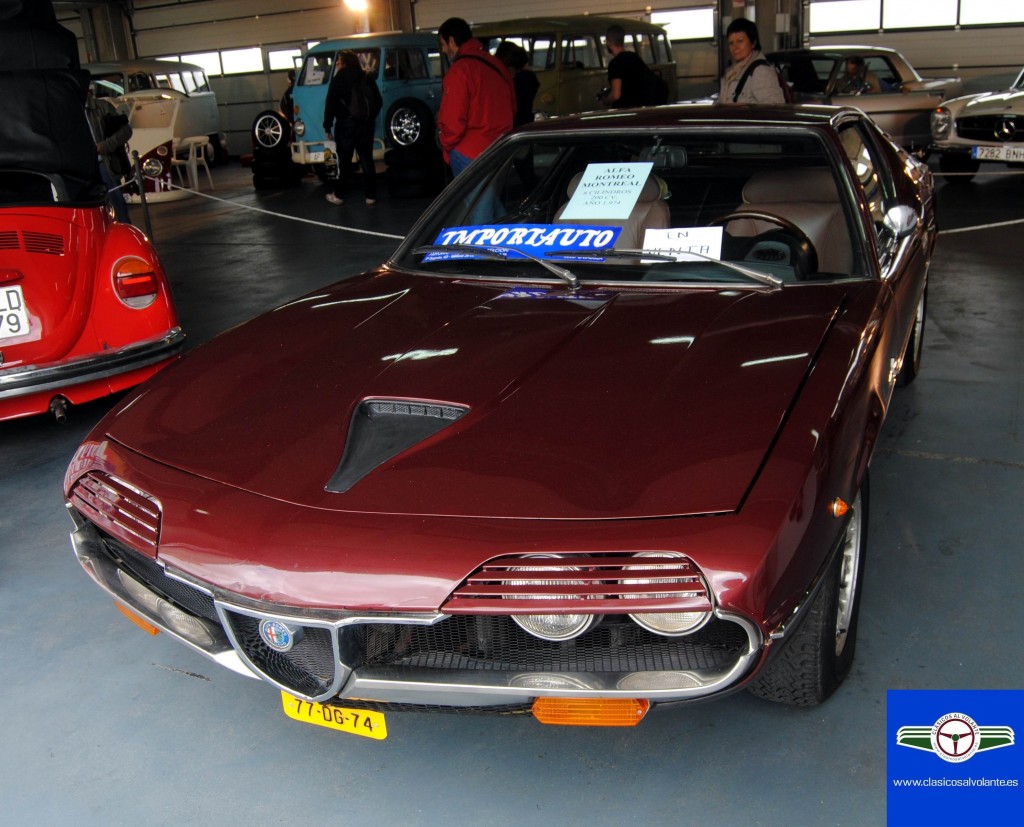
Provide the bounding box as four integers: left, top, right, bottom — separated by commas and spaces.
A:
882, 205, 918, 239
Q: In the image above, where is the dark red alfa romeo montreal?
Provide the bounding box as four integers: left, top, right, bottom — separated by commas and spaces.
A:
65, 105, 933, 735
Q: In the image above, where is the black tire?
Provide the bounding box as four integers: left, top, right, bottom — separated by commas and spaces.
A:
749, 478, 868, 706
252, 110, 291, 152
938, 153, 979, 184
896, 282, 926, 387
386, 100, 433, 150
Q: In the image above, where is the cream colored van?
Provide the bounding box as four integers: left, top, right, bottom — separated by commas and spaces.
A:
86, 59, 226, 159
475, 15, 677, 118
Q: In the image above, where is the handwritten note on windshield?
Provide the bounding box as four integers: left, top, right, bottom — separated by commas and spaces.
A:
642, 227, 724, 261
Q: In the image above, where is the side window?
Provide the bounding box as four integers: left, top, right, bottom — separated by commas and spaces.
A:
356, 49, 380, 79
865, 57, 898, 89
127, 72, 151, 92
633, 33, 655, 65
191, 71, 211, 93
838, 123, 891, 225
301, 54, 335, 86
652, 32, 672, 64
530, 37, 553, 70
427, 47, 444, 78
560, 36, 600, 69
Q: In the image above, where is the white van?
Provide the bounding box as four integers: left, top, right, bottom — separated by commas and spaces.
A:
85, 59, 226, 202
86, 59, 226, 160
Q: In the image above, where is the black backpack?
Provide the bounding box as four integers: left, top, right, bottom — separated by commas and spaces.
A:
347, 76, 381, 122
733, 59, 795, 103
641, 67, 670, 106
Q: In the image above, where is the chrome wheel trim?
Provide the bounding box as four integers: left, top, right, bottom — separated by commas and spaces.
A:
389, 107, 422, 146
834, 491, 862, 658
911, 290, 925, 368
254, 114, 284, 149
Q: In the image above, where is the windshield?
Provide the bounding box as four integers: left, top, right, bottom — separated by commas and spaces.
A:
396, 127, 867, 286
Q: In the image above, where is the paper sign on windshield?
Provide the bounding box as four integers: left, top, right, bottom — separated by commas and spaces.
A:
642, 227, 724, 261
558, 162, 655, 220
424, 224, 622, 261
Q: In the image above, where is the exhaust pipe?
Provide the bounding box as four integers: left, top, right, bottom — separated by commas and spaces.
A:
49, 396, 70, 424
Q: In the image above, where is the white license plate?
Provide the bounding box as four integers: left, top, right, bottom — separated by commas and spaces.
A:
972, 145, 1024, 162
0, 285, 29, 341
307, 151, 325, 163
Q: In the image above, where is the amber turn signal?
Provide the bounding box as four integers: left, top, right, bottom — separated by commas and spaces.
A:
115, 602, 160, 636
531, 697, 650, 727
831, 497, 849, 518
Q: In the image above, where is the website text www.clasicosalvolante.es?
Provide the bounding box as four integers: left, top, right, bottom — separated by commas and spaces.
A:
891, 777, 1019, 788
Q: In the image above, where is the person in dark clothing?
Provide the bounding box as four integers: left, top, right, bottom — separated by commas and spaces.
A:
280, 69, 295, 121
495, 41, 539, 127
85, 82, 132, 222
495, 40, 539, 186
323, 50, 382, 206
600, 24, 647, 109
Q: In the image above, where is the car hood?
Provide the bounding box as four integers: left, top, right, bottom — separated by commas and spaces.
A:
955, 87, 1024, 115
105, 271, 849, 519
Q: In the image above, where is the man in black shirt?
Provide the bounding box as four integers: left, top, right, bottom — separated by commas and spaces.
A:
600, 24, 646, 108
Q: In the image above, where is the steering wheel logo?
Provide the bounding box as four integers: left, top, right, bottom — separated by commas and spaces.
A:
897, 714, 1014, 761
929, 712, 981, 763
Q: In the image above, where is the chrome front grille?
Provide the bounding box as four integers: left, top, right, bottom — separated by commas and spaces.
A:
69, 472, 160, 556
357, 615, 748, 672
956, 115, 1024, 143
224, 610, 337, 698
444, 552, 712, 615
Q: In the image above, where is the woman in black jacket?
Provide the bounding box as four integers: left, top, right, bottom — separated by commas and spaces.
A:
322, 50, 382, 206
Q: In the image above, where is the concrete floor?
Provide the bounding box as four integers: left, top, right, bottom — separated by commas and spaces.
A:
1, 162, 1021, 826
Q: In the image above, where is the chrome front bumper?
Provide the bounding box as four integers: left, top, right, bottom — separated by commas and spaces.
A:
69, 513, 764, 708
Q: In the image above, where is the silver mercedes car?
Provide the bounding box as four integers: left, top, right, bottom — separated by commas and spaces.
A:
931, 66, 1024, 183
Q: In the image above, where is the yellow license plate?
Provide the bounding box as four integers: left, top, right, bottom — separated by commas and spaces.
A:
280, 693, 387, 740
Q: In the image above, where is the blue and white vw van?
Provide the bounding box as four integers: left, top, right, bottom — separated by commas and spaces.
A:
289, 32, 444, 175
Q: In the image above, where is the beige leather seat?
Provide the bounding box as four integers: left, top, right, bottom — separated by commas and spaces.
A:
555, 171, 670, 250
724, 167, 851, 275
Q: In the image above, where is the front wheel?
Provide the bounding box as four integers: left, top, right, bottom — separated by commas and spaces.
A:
749, 478, 868, 706
386, 100, 433, 150
252, 110, 291, 152
896, 283, 927, 387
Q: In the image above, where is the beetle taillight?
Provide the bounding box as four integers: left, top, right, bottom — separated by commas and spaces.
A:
113, 258, 159, 308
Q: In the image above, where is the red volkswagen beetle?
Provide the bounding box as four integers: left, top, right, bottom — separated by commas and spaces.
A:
65, 105, 933, 735
0, 5, 182, 423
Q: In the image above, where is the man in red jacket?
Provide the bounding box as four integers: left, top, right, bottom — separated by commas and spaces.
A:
437, 17, 515, 176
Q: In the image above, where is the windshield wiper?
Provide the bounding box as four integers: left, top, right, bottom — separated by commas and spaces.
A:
547, 248, 784, 288
413, 244, 580, 289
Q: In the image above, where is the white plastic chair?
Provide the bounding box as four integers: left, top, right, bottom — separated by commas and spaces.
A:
172, 136, 214, 191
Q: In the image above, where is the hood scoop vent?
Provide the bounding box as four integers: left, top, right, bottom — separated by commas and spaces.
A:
326, 399, 469, 493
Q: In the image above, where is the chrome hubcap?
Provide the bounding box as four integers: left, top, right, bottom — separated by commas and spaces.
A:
255, 115, 283, 149
911, 290, 925, 366
835, 491, 862, 657
390, 108, 421, 146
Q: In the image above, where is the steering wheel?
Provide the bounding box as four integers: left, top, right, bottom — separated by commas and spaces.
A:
709, 210, 818, 276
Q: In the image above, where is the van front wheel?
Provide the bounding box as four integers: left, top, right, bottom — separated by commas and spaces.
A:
387, 100, 432, 149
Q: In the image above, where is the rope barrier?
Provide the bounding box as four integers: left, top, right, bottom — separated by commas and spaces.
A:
128, 167, 1020, 242
137, 174, 405, 240
938, 217, 1024, 235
